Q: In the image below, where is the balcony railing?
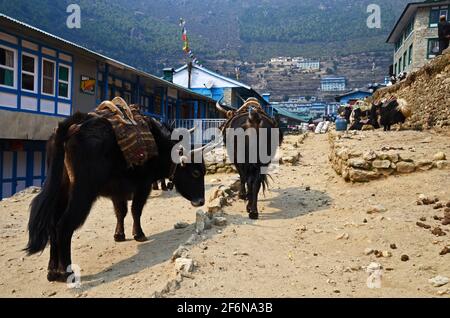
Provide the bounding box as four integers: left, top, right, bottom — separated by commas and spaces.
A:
170, 119, 227, 145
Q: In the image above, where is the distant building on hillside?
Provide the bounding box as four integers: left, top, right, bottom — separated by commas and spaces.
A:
387, 0, 449, 76
271, 100, 339, 118
335, 89, 373, 106
320, 77, 347, 92
297, 59, 320, 71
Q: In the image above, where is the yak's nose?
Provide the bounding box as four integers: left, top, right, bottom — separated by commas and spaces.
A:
191, 198, 205, 207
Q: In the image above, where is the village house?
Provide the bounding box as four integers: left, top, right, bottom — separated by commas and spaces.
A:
0, 14, 218, 200
335, 89, 374, 106
387, 0, 450, 75
320, 77, 347, 92
297, 59, 320, 71
171, 63, 271, 113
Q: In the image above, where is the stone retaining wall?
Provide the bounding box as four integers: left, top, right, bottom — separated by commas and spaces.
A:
329, 130, 449, 183
205, 133, 307, 175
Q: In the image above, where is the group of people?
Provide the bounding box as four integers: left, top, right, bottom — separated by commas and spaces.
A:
439, 15, 450, 55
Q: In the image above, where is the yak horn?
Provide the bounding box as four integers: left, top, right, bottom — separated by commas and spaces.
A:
216, 98, 228, 115
216, 99, 234, 119
188, 126, 197, 134
191, 137, 224, 155
180, 155, 189, 167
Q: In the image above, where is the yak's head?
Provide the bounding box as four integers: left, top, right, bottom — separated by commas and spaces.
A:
173, 147, 206, 208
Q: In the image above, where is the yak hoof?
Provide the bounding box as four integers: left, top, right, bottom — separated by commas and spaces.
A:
47, 270, 61, 282
249, 212, 259, 220
114, 233, 126, 242
47, 270, 70, 283
134, 234, 148, 242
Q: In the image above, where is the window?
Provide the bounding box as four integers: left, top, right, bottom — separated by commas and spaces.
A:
123, 91, 132, 104
398, 57, 402, 73
58, 64, 71, 99
403, 51, 407, 70
430, 6, 448, 27
42, 59, 55, 96
21, 53, 37, 92
427, 38, 440, 59
394, 63, 397, 75
0, 46, 16, 88
97, 82, 104, 101
408, 44, 413, 65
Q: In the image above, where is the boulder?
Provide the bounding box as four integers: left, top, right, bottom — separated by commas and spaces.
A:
349, 169, 380, 182
435, 160, 450, 170
433, 152, 446, 161
172, 246, 189, 261
175, 258, 194, 273
363, 150, 377, 161
207, 197, 225, 214
213, 217, 227, 227
399, 154, 414, 162
416, 159, 434, 171
429, 276, 449, 287
378, 153, 399, 163
195, 210, 211, 233
372, 160, 391, 169
367, 205, 387, 214
174, 222, 190, 230
348, 158, 370, 170
396, 161, 416, 173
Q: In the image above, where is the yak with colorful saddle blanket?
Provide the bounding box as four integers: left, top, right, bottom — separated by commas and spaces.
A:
90, 97, 158, 167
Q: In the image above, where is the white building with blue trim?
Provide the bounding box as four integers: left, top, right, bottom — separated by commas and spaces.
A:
172, 63, 272, 115
0, 14, 219, 200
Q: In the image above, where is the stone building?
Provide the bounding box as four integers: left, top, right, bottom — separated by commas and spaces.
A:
387, 0, 449, 76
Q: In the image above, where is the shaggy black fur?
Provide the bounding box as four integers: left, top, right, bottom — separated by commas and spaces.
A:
25, 112, 205, 282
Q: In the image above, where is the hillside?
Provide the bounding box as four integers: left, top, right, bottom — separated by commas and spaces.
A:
0, 0, 409, 75
373, 49, 450, 130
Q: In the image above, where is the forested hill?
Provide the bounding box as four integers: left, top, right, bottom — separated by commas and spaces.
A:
0, 0, 410, 74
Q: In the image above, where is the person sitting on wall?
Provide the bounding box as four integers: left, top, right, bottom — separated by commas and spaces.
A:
438, 15, 450, 55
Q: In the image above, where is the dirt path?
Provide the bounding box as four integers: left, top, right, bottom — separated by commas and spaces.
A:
0, 133, 449, 297
175, 134, 450, 298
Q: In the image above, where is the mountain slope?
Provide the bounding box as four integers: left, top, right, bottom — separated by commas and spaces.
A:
0, 0, 410, 73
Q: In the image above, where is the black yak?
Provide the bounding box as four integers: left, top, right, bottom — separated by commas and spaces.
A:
25, 109, 206, 282
379, 98, 411, 131
216, 98, 283, 220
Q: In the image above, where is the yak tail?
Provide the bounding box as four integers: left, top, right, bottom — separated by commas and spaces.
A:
25, 120, 72, 255
259, 166, 271, 195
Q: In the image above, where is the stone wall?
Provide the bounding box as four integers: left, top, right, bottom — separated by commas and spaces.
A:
373, 49, 450, 130
329, 130, 449, 183
205, 133, 307, 175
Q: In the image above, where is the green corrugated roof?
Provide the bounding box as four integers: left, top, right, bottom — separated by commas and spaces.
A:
272, 106, 311, 122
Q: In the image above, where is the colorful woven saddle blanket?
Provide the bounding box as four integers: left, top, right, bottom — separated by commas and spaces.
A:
90, 97, 158, 167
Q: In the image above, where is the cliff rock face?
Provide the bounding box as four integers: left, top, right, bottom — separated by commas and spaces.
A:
373, 49, 450, 130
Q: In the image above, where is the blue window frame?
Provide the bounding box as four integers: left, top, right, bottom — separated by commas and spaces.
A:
0, 141, 46, 200
0, 28, 74, 117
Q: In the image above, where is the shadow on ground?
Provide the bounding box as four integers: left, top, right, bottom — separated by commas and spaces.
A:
77, 183, 219, 292
227, 187, 333, 222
